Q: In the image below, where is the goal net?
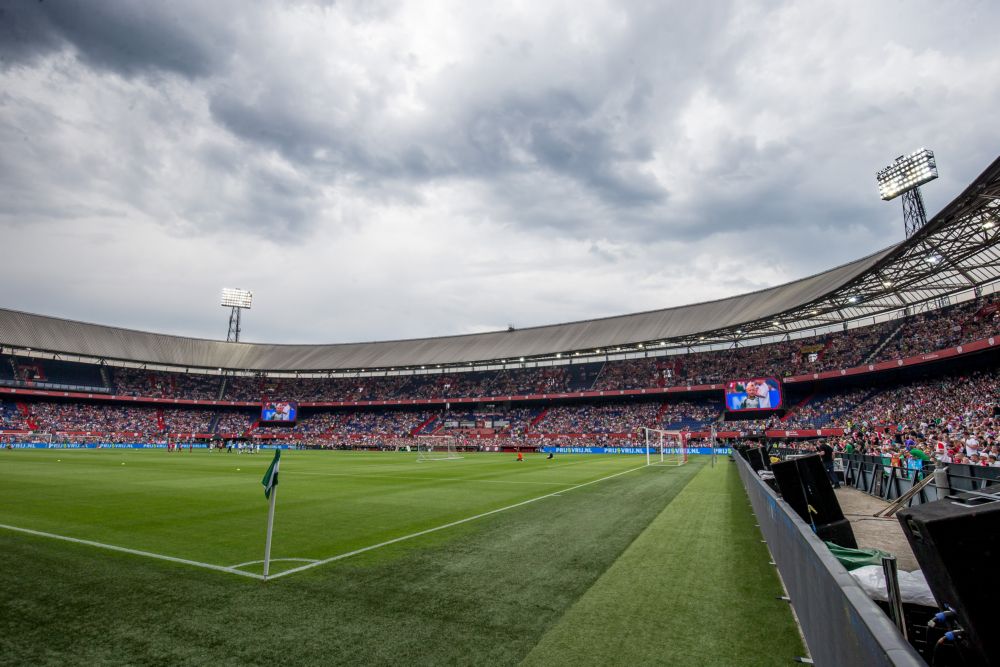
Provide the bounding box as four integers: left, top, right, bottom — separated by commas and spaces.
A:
1, 432, 53, 448
415, 435, 463, 462
52, 433, 117, 448
641, 428, 689, 466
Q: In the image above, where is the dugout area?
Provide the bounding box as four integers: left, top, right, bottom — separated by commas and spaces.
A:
0, 450, 803, 665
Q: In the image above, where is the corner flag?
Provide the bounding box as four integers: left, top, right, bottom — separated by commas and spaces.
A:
262, 448, 281, 580
262, 448, 280, 499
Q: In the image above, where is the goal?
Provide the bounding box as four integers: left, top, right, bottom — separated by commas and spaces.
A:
640, 428, 689, 466
415, 435, 463, 462
51, 433, 112, 449
1, 432, 53, 448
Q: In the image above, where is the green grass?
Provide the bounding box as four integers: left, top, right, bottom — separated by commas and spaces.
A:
0, 449, 803, 665
522, 461, 806, 666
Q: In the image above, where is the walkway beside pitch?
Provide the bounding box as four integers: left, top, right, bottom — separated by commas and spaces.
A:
835, 487, 918, 571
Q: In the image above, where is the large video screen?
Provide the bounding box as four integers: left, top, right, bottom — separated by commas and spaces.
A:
725, 378, 782, 411
261, 401, 298, 422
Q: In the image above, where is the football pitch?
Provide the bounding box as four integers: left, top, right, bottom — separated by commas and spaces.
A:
0, 449, 805, 665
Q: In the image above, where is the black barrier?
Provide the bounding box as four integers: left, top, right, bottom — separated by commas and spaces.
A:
841, 454, 998, 507
777, 449, 1000, 509
734, 455, 924, 666
840, 455, 932, 505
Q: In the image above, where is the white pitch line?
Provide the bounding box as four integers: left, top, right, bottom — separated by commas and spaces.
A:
229, 557, 319, 569
0, 523, 264, 580
267, 463, 650, 580
290, 470, 573, 487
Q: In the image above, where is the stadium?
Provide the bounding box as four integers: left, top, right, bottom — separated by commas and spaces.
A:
1, 154, 999, 665
5, 4, 1000, 667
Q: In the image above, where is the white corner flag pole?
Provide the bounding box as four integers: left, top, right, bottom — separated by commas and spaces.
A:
261, 448, 281, 581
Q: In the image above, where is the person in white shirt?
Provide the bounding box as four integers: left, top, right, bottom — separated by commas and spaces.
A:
965, 434, 980, 458
755, 381, 772, 409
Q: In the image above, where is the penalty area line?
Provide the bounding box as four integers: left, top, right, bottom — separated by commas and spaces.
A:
267, 463, 650, 581
0, 522, 264, 580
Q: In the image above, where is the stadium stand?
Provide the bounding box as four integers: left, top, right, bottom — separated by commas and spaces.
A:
781, 388, 876, 429
113, 368, 221, 400
4, 295, 995, 412
530, 401, 662, 434
777, 367, 1000, 472
3, 360, 1000, 459
0, 354, 106, 390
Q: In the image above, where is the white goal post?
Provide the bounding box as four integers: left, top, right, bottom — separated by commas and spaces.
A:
1, 432, 53, 448
415, 435, 463, 462
640, 428, 690, 466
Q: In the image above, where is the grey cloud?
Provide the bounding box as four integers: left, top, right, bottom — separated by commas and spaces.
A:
0, 0, 240, 78
3, 1, 1000, 344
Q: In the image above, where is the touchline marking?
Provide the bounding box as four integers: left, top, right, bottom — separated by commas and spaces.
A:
290, 470, 573, 487
0, 523, 264, 580
0, 460, 656, 582
267, 463, 650, 580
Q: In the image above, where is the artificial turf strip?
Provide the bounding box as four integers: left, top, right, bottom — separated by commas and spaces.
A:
521, 460, 807, 667
0, 452, 704, 666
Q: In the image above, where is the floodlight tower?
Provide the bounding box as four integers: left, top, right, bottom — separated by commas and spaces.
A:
220, 288, 253, 343
876, 148, 939, 238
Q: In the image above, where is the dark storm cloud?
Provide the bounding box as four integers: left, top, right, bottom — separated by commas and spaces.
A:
2, 1, 1000, 343
196, 4, 720, 223
0, 0, 232, 78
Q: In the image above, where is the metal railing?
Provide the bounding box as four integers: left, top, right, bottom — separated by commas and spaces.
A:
776, 448, 1000, 509
734, 454, 924, 666
0, 378, 111, 394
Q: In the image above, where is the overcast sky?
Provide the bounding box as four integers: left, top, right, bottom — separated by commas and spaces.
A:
2, 1, 999, 345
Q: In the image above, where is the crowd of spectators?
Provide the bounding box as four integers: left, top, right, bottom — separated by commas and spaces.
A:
779, 368, 1000, 470
404, 372, 497, 399
422, 407, 539, 435
878, 299, 997, 360
27, 402, 161, 434
593, 298, 999, 392
660, 400, 721, 428
4, 297, 1000, 451
213, 411, 253, 435
0, 402, 28, 430
225, 375, 417, 402
592, 358, 678, 390
113, 368, 221, 400
161, 408, 214, 433
289, 411, 346, 434
338, 410, 431, 435
5, 298, 999, 409
781, 388, 874, 429
530, 402, 662, 434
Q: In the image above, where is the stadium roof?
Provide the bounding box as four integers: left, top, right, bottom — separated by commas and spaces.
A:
2, 155, 1000, 373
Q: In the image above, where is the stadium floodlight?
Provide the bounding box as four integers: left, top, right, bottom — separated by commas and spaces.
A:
221, 288, 253, 309
877, 148, 938, 238
220, 287, 253, 343
876, 149, 938, 201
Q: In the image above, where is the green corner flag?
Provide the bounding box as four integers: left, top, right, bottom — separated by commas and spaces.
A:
262, 448, 281, 499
